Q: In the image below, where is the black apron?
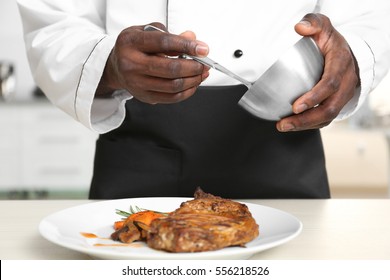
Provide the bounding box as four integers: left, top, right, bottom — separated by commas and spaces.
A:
90, 85, 330, 199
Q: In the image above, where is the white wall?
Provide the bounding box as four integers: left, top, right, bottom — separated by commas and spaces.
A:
0, 0, 35, 100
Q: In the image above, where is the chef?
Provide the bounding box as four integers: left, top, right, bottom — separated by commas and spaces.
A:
17, 0, 390, 199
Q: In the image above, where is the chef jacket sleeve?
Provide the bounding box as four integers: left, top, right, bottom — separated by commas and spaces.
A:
317, 0, 390, 120
17, 0, 131, 134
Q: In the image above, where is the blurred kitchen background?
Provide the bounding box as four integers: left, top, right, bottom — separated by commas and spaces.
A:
1, 1, 390, 199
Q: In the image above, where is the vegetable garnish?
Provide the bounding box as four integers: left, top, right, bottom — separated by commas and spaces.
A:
111, 205, 169, 243
115, 205, 168, 219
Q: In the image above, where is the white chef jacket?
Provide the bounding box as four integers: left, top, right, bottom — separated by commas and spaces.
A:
17, 0, 390, 133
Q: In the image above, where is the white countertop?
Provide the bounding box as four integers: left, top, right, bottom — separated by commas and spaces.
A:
1, 199, 389, 260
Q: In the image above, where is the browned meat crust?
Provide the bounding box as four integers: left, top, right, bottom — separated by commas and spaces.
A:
146, 188, 259, 252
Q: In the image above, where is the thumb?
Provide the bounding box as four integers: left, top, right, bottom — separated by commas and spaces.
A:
295, 20, 315, 36
294, 13, 323, 37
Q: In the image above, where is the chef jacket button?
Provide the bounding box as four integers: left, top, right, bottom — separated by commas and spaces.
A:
234, 49, 243, 58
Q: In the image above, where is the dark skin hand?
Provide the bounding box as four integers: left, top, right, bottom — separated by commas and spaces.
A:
96, 22, 210, 104
276, 13, 361, 132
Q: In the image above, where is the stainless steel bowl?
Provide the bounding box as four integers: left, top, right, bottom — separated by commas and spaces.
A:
239, 37, 324, 121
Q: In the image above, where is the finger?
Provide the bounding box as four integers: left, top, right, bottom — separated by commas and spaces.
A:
134, 86, 199, 104
292, 54, 347, 114
276, 105, 333, 132
143, 55, 207, 79
117, 47, 207, 80
293, 39, 357, 115
180, 30, 197, 40
277, 74, 356, 133
142, 72, 209, 94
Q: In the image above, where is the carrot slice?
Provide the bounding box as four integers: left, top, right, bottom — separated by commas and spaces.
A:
113, 220, 125, 230
126, 210, 165, 226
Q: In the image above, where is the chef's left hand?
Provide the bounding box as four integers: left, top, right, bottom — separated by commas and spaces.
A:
276, 13, 360, 132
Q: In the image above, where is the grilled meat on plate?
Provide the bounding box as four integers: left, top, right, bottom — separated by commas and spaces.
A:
147, 188, 259, 252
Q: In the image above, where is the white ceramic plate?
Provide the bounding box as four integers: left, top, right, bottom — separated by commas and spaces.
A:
39, 198, 302, 260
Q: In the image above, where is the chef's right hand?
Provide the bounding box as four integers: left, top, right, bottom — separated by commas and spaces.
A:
96, 22, 210, 104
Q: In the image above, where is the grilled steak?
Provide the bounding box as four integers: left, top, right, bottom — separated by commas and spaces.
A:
146, 188, 259, 252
